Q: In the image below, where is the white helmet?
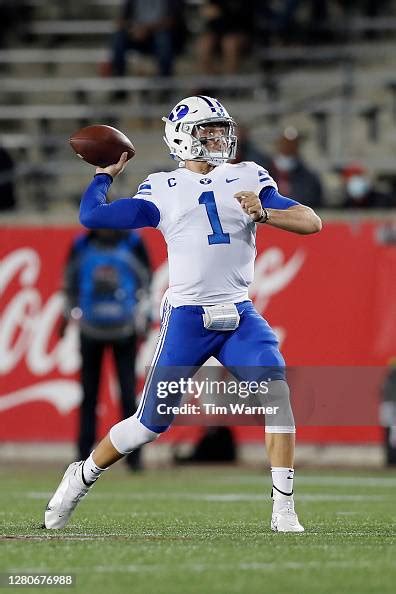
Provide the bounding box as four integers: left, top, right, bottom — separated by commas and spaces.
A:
162, 95, 237, 166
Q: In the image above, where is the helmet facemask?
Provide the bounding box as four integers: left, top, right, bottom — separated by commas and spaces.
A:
186, 118, 237, 166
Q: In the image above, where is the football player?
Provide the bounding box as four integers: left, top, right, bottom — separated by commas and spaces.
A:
44, 96, 321, 532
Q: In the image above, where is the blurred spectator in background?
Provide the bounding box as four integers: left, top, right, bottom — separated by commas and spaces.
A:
0, 1, 33, 48
255, 1, 393, 48
60, 229, 152, 472
196, 0, 253, 74
339, 162, 393, 209
380, 358, 396, 466
261, 127, 324, 208
0, 144, 16, 211
270, 0, 331, 45
109, 0, 186, 78
232, 125, 267, 164
339, 0, 391, 18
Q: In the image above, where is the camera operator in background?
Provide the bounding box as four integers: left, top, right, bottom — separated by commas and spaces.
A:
60, 228, 153, 472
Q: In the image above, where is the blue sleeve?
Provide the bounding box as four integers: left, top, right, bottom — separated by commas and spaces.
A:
79, 174, 161, 229
259, 186, 300, 210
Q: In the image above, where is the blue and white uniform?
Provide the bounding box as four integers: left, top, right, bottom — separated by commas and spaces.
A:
80, 161, 299, 431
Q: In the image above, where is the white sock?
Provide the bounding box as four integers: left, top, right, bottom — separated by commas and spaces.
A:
82, 452, 106, 486
271, 467, 294, 499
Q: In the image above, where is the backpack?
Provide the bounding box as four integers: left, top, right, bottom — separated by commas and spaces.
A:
76, 235, 141, 327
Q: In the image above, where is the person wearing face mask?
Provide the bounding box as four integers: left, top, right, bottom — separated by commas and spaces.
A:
261, 127, 324, 208
340, 162, 393, 209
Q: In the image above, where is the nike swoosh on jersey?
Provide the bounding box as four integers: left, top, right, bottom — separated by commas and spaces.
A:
226, 178, 239, 183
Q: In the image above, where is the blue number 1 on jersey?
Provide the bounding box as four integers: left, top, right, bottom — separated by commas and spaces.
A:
198, 191, 230, 245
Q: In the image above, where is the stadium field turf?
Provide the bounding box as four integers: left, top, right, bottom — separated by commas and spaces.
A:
1, 463, 395, 594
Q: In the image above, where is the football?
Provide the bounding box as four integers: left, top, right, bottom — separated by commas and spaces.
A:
69, 124, 135, 167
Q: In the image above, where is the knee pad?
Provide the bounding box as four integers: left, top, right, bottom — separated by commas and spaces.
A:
261, 379, 296, 434
109, 414, 160, 455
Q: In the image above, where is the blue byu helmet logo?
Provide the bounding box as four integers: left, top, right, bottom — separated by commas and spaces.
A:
168, 104, 189, 122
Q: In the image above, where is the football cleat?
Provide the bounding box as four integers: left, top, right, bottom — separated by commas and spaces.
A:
271, 495, 304, 533
44, 461, 91, 529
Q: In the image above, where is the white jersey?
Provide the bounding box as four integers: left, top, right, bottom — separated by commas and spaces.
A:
134, 161, 277, 307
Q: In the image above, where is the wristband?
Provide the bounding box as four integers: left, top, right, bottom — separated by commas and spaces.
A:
256, 207, 269, 224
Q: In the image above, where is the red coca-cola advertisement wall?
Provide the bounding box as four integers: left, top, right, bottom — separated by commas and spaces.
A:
1, 221, 395, 443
